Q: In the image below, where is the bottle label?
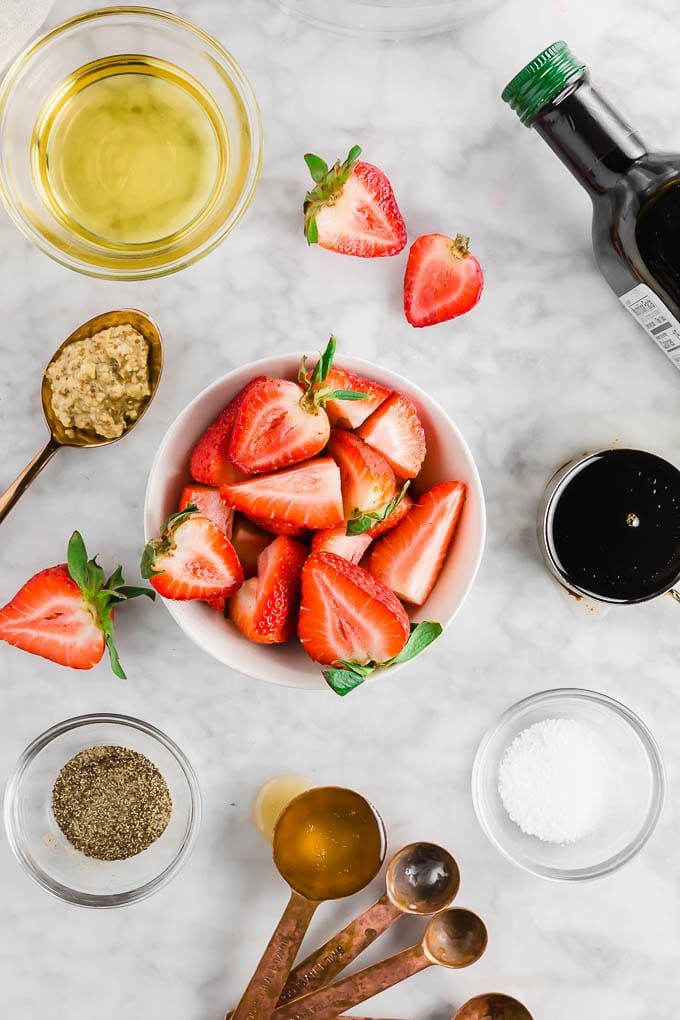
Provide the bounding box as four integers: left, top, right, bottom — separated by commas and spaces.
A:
619, 283, 680, 369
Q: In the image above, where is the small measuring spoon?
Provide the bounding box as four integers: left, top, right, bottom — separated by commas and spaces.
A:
279, 842, 460, 1003
230, 786, 386, 1020
285, 991, 531, 1020
0, 309, 163, 526
270, 907, 488, 1020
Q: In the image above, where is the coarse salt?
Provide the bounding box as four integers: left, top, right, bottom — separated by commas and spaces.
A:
498, 717, 612, 844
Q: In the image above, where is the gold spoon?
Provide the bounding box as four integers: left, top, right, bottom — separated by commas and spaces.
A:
230, 786, 386, 1020
279, 842, 460, 1003
269, 908, 488, 1020
0, 309, 163, 526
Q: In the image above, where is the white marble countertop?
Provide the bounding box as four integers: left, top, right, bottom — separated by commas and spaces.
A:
2, 1, 680, 1017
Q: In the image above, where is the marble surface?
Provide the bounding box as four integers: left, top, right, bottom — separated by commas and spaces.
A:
1, 1, 680, 1017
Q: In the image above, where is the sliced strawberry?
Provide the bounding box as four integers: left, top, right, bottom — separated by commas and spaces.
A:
299, 552, 410, 666
320, 366, 390, 429
142, 508, 243, 601
311, 527, 372, 564
0, 532, 153, 677
366, 481, 466, 605
208, 597, 226, 613
366, 490, 414, 538
179, 484, 234, 539
244, 514, 308, 538
404, 233, 484, 328
231, 516, 274, 579
304, 145, 407, 258
327, 429, 396, 518
229, 536, 307, 644
220, 458, 343, 530
357, 393, 426, 479
189, 377, 265, 485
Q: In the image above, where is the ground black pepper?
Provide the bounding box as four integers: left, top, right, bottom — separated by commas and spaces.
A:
51, 745, 172, 861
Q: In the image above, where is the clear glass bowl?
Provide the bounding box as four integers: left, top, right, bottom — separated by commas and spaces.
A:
271, 0, 503, 38
472, 689, 665, 881
3, 713, 201, 907
0, 7, 262, 279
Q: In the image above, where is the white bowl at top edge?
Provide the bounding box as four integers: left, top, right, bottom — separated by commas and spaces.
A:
144, 354, 486, 691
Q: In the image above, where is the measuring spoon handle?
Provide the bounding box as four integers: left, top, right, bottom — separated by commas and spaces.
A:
273, 944, 430, 1020
230, 890, 319, 1020
278, 894, 401, 1004
0, 437, 59, 526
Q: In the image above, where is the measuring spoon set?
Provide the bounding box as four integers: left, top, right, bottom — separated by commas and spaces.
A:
227, 786, 531, 1020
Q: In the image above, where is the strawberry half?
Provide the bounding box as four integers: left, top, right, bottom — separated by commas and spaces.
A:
327, 429, 396, 519
244, 514, 308, 538
404, 233, 484, 328
366, 481, 466, 605
357, 392, 426, 479
220, 458, 343, 531
311, 527, 372, 565
189, 377, 265, 485
303, 145, 407, 258
229, 337, 367, 475
231, 516, 273, 579
0, 532, 153, 677
298, 551, 410, 666
179, 483, 234, 539
142, 506, 244, 602
229, 536, 307, 644
320, 366, 390, 430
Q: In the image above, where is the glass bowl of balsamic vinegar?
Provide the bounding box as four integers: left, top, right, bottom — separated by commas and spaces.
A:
539, 448, 680, 605
0, 7, 262, 279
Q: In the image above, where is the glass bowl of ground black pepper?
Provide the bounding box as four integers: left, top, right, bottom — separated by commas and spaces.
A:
3, 713, 201, 907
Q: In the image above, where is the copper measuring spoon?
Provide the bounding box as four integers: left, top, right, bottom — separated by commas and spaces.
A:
230, 786, 386, 1020
295, 991, 532, 1020
269, 908, 488, 1020
0, 309, 163, 526
279, 842, 460, 1004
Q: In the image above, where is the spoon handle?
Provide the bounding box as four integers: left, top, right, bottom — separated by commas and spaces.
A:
230, 890, 319, 1020
278, 894, 401, 1004
0, 437, 59, 526
273, 945, 430, 1020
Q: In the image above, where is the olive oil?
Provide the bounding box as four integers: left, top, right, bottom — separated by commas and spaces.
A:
273, 787, 386, 901
32, 55, 228, 247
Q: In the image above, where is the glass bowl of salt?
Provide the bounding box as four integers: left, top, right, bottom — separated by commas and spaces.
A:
471, 689, 664, 880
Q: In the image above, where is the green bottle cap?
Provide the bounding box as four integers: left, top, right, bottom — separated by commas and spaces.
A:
502, 41, 586, 126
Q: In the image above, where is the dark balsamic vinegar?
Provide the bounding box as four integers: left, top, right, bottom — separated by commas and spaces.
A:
550, 450, 680, 602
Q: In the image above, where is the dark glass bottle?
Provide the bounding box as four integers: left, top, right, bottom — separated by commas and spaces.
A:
503, 41, 680, 371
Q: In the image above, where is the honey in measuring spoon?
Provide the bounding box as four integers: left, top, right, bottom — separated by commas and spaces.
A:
273, 786, 386, 901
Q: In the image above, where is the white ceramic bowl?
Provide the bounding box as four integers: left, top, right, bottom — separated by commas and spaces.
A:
144, 354, 485, 690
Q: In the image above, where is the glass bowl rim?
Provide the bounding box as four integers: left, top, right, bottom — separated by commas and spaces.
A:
0, 5, 263, 281
471, 687, 665, 882
3, 711, 202, 908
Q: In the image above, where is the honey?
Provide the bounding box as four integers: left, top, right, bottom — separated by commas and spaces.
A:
273, 787, 385, 901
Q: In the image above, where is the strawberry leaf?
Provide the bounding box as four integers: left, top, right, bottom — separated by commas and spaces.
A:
66, 531, 89, 589
304, 153, 329, 183
388, 621, 443, 665
323, 666, 371, 696
306, 216, 319, 245
319, 335, 336, 381
346, 481, 410, 536
346, 144, 362, 164
324, 389, 368, 401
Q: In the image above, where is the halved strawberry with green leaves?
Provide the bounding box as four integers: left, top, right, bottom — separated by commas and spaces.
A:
298, 551, 441, 695
404, 233, 484, 328
189, 377, 265, 486
229, 337, 367, 475
367, 481, 466, 605
311, 527, 372, 565
179, 483, 234, 539
142, 505, 243, 602
327, 429, 396, 520
357, 392, 426, 479
220, 458, 343, 531
308, 365, 391, 430
230, 536, 307, 644
346, 481, 412, 537
0, 532, 153, 678
304, 145, 407, 258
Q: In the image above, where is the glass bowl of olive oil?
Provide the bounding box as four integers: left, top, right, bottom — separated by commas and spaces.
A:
0, 7, 262, 279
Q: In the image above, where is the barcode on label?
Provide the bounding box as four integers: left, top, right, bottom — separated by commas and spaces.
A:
620, 283, 680, 369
